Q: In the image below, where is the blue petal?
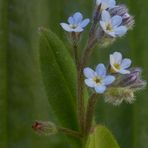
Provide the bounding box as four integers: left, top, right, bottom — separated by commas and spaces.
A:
100, 21, 107, 32
68, 16, 74, 24
111, 15, 122, 27
111, 52, 122, 64
60, 23, 73, 32
73, 26, 84, 32
103, 75, 115, 85
83, 67, 95, 78
73, 12, 83, 24
95, 85, 106, 94
85, 79, 95, 88
121, 58, 132, 69
108, 32, 116, 37
119, 69, 130, 74
96, 0, 101, 6
114, 26, 127, 37
101, 10, 111, 22
104, 0, 116, 8
95, 63, 106, 77
79, 19, 90, 28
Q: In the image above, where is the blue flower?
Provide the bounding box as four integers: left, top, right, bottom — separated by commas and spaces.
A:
84, 64, 115, 94
110, 52, 132, 74
60, 12, 90, 32
100, 10, 127, 37
96, 0, 116, 11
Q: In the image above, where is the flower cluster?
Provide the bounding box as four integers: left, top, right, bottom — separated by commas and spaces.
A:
84, 52, 146, 105
59, 0, 146, 106
84, 51, 131, 93
33, 0, 146, 143
60, 0, 134, 39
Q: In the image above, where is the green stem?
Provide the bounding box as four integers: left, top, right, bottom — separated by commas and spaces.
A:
77, 67, 85, 134
80, 37, 97, 68
77, 38, 97, 137
89, 5, 101, 38
73, 44, 79, 70
57, 127, 82, 138
85, 93, 98, 136
71, 32, 80, 70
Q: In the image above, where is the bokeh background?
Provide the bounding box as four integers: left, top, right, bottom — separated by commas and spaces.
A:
0, 0, 148, 147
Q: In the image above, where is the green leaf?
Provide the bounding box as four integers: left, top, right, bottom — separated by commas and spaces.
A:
39, 28, 81, 147
86, 125, 120, 148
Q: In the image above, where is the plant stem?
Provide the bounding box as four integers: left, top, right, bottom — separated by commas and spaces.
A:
71, 32, 80, 70
77, 38, 97, 135
73, 44, 79, 70
89, 5, 101, 38
77, 67, 85, 134
85, 93, 98, 136
80, 38, 97, 68
57, 127, 82, 138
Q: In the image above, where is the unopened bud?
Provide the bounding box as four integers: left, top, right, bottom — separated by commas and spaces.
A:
130, 79, 147, 91
122, 14, 135, 30
104, 87, 135, 106
119, 68, 141, 86
110, 5, 128, 17
110, 5, 135, 30
117, 68, 146, 91
32, 121, 57, 136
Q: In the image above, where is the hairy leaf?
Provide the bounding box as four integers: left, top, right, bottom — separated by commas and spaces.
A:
39, 28, 81, 147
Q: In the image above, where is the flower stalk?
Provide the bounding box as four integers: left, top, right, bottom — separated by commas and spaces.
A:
85, 93, 98, 136
70, 32, 81, 69
77, 37, 97, 134
57, 127, 82, 138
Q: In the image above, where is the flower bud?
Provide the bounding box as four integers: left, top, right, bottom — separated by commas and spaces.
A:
122, 14, 135, 30
32, 121, 57, 136
117, 68, 146, 91
104, 87, 135, 106
110, 5, 128, 17
110, 5, 135, 30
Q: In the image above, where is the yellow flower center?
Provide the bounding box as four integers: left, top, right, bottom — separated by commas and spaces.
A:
70, 24, 77, 29
114, 63, 121, 70
93, 76, 102, 84
110, 63, 121, 73
106, 24, 113, 32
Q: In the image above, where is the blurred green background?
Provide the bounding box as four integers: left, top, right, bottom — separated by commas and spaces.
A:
0, 0, 148, 147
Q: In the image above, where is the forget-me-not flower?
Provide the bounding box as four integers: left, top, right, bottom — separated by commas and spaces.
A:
60, 12, 90, 32
110, 52, 132, 74
96, 0, 116, 11
84, 64, 115, 94
100, 10, 127, 37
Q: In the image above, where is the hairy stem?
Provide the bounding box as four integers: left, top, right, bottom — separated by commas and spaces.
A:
77, 39, 97, 137
77, 67, 85, 134
89, 5, 101, 38
85, 93, 98, 136
71, 32, 79, 70
73, 44, 79, 70
80, 37, 97, 70
57, 127, 82, 138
